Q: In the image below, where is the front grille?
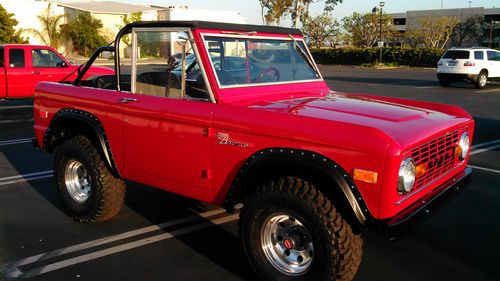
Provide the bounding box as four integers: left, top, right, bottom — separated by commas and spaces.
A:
410, 131, 460, 191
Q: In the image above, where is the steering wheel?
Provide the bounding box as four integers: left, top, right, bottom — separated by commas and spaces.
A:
255, 67, 280, 83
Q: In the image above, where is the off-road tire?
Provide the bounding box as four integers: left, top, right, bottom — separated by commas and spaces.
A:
54, 135, 125, 223
239, 177, 363, 281
475, 71, 488, 89
438, 79, 451, 87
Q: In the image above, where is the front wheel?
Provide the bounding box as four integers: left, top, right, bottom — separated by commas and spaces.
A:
54, 135, 126, 223
475, 71, 488, 89
240, 177, 362, 281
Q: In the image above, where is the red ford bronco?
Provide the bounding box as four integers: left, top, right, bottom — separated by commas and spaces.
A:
33, 21, 473, 281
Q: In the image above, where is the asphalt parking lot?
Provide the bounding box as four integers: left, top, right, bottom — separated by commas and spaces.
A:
0, 65, 499, 281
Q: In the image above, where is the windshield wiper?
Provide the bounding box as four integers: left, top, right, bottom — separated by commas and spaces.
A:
289, 34, 319, 75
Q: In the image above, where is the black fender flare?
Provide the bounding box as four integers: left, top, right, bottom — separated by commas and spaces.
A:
43, 108, 121, 178
223, 148, 374, 225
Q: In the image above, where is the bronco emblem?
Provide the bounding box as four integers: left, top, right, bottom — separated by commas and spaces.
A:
216, 133, 249, 148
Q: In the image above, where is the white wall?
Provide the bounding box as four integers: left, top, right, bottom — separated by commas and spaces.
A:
158, 6, 247, 24
0, 0, 65, 47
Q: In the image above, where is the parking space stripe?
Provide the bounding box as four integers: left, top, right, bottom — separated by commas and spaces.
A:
0, 137, 34, 146
469, 165, 500, 174
472, 139, 500, 149
0, 171, 53, 187
0, 118, 34, 125
5, 208, 226, 269
1, 214, 239, 279
470, 143, 500, 155
475, 88, 500, 93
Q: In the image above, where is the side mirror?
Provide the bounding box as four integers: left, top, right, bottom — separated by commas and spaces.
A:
176, 31, 190, 46
57, 61, 68, 68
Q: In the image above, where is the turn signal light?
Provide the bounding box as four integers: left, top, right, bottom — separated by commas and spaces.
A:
353, 169, 378, 184
454, 146, 462, 158
415, 163, 428, 178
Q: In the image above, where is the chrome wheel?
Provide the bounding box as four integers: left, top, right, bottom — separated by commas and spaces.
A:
64, 160, 91, 203
479, 74, 487, 87
261, 213, 314, 276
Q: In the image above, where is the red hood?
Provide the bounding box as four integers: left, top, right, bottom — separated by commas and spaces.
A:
84, 65, 114, 75
249, 92, 472, 149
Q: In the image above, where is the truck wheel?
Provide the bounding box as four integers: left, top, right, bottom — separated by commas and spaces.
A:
475, 71, 488, 89
54, 135, 125, 223
240, 177, 362, 281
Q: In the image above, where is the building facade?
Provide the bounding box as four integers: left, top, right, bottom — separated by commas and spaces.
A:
390, 7, 500, 48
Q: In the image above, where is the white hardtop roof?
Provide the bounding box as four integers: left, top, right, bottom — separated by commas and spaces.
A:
57, 1, 158, 15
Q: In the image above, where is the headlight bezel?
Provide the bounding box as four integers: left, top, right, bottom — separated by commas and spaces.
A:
458, 132, 470, 161
397, 157, 416, 195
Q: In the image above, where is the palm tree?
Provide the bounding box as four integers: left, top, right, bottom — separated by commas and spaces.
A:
25, 3, 64, 49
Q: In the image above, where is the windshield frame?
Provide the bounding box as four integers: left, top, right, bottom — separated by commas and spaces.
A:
200, 33, 323, 89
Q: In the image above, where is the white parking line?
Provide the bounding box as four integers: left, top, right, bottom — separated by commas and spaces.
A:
472, 139, 500, 149
0, 137, 34, 147
1, 213, 239, 279
0, 118, 34, 124
0, 171, 53, 187
414, 86, 439, 89
475, 88, 500, 93
469, 165, 500, 174
470, 143, 500, 156
5, 209, 226, 269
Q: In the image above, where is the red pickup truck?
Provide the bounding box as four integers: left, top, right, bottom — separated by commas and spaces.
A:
0, 44, 114, 99
33, 22, 473, 281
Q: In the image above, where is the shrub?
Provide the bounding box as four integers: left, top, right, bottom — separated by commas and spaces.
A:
311, 47, 445, 67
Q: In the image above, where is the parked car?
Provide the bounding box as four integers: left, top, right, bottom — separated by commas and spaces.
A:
33, 21, 474, 281
0, 44, 114, 99
437, 47, 500, 88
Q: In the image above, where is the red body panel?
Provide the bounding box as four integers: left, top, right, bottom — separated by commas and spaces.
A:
33, 27, 474, 221
1, 45, 114, 99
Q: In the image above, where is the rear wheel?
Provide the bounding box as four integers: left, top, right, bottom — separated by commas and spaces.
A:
475, 71, 488, 89
240, 177, 363, 281
54, 135, 125, 223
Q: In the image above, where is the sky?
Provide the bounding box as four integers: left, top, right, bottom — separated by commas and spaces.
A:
64, 0, 500, 25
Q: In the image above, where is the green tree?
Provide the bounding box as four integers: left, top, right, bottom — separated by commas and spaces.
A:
0, 4, 27, 44
117, 12, 142, 46
302, 13, 341, 48
416, 16, 459, 49
451, 15, 485, 47
25, 3, 64, 49
342, 12, 394, 47
61, 12, 106, 56
259, 0, 342, 28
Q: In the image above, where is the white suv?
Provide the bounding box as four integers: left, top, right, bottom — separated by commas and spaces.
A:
437, 47, 500, 89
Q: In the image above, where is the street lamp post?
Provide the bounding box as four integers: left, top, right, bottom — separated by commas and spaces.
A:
379, 2, 385, 64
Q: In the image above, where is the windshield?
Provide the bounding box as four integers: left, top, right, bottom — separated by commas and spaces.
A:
203, 36, 321, 87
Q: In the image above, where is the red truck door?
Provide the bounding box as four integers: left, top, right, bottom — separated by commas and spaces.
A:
29, 47, 72, 95
0, 47, 6, 99
120, 92, 214, 195
5, 47, 31, 98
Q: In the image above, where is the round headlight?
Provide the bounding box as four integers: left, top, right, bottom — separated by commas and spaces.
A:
398, 157, 416, 194
458, 132, 470, 160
